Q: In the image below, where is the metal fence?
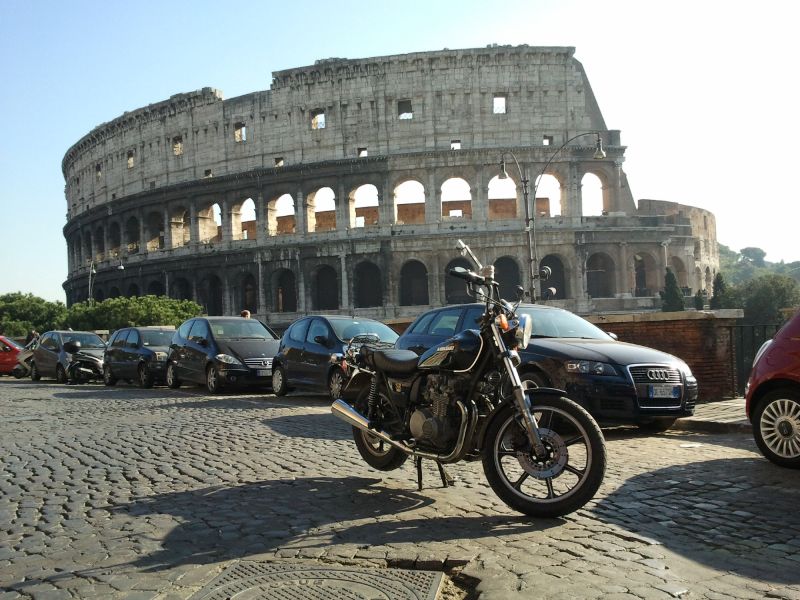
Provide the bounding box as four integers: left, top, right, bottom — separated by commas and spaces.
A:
731, 323, 781, 396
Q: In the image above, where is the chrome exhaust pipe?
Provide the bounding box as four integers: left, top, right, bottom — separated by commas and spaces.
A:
331, 399, 415, 456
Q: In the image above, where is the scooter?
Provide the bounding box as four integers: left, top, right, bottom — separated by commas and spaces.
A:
12, 339, 38, 379
63, 341, 104, 384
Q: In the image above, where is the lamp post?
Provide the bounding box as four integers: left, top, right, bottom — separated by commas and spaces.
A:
87, 260, 97, 304
500, 132, 606, 302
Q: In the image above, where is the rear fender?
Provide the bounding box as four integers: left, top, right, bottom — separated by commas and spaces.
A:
476, 387, 567, 451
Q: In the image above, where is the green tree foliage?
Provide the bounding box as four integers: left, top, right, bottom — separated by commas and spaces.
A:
0, 293, 67, 337
709, 272, 733, 309
693, 290, 705, 310
740, 247, 767, 268
660, 268, 685, 312
64, 296, 202, 331
737, 274, 800, 324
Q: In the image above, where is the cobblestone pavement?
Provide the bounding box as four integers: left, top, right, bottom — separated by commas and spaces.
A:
1, 379, 799, 600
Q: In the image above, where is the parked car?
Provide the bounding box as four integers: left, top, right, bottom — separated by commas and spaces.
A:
745, 310, 800, 468
30, 330, 107, 383
103, 326, 175, 388
396, 303, 698, 430
0, 335, 22, 375
272, 315, 399, 399
166, 317, 280, 393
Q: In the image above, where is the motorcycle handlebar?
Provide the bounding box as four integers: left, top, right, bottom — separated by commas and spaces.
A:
448, 267, 485, 285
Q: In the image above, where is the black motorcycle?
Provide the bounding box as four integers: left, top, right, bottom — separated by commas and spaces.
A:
63, 340, 104, 384
332, 241, 606, 518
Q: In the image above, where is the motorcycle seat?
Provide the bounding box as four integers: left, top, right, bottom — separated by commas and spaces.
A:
372, 349, 419, 375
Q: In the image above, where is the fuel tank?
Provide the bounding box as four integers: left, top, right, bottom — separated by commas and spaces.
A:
417, 329, 483, 372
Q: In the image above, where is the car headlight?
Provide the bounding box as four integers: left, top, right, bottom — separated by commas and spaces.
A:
565, 360, 617, 376
215, 354, 243, 366
153, 351, 167, 361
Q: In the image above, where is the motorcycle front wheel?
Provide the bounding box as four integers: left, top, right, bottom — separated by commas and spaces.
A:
482, 396, 606, 518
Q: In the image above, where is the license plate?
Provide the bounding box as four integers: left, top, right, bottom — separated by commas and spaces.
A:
648, 384, 680, 398
257, 369, 271, 377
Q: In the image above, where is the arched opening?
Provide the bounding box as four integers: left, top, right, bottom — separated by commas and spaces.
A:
633, 252, 659, 296
533, 174, 562, 217
197, 202, 222, 243
109, 222, 121, 257
95, 288, 105, 302
581, 173, 604, 216
109, 287, 121, 299
586, 253, 616, 298
127, 283, 140, 298
73, 235, 82, 266
670, 256, 689, 295
268, 193, 296, 235
147, 280, 165, 296
238, 198, 256, 240
170, 278, 192, 301
494, 256, 521, 300
240, 273, 257, 313
199, 274, 223, 315
308, 187, 336, 232
441, 177, 472, 219
399, 260, 429, 306
444, 257, 473, 304
169, 207, 189, 248
144, 211, 163, 251
354, 261, 383, 308
94, 226, 105, 259
351, 184, 379, 228
313, 265, 338, 310
540, 255, 568, 300
125, 216, 140, 254
83, 231, 93, 263
488, 175, 517, 220
272, 268, 297, 312
394, 180, 425, 225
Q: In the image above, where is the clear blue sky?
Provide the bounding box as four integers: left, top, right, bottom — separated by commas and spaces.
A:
2, 0, 797, 302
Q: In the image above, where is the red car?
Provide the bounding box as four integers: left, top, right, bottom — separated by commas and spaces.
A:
745, 309, 800, 468
0, 335, 22, 375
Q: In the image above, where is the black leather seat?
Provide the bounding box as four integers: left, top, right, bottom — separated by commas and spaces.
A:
371, 349, 419, 375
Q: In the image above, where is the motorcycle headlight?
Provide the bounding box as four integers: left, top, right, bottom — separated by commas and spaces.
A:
565, 360, 617, 376
153, 351, 167, 361
215, 353, 243, 366
513, 314, 533, 349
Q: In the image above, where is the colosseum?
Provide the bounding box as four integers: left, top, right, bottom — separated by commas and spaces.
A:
61, 45, 719, 327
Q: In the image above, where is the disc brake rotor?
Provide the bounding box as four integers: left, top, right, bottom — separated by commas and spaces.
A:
512, 427, 569, 479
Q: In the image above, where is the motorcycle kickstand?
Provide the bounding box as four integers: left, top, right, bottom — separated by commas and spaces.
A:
436, 461, 454, 488
415, 457, 423, 491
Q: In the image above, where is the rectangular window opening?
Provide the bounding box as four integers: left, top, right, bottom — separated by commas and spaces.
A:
450, 140, 461, 150
493, 95, 507, 114
234, 122, 247, 142
274, 157, 284, 167
398, 99, 413, 120
204, 169, 213, 178
311, 109, 326, 130
358, 147, 368, 157
172, 136, 184, 156
449, 209, 463, 217
543, 135, 554, 146
126, 150, 135, 169
95, 164, 102, 180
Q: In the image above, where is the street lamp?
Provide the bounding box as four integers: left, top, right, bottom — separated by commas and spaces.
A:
500, 132, 606, 302
87, 260, 97, 303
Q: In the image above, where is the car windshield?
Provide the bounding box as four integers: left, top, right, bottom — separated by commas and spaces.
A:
330, 319, 399, 343
210, 320, 278, 340
518, 307, 609, 340
141, 330, 173, 346
63, 332, 106, 348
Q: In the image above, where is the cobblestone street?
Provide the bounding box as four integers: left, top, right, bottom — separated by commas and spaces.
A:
1, 378, 799, 599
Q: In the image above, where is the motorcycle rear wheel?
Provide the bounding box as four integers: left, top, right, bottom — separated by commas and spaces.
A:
352, 390, 408, 471
482, 396, 606, 518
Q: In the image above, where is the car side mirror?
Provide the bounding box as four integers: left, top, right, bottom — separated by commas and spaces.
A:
606, 332, 618, 341
314, 335, 330, 346
63, 341, 81, 354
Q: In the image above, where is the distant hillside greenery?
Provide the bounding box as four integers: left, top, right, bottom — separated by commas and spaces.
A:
714, 244, 800, 324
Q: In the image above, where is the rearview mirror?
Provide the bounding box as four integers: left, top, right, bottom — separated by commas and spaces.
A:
63, 341, 81, 354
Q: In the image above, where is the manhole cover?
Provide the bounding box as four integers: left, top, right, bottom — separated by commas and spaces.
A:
190, 561, 443, 600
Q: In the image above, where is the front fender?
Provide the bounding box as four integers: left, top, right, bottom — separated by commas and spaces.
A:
476, 387, 567, 452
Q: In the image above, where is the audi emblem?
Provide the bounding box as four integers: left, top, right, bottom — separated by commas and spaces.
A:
647, 369, 670, 381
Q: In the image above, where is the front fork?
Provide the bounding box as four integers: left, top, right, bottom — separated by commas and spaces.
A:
491, 323, 547, 457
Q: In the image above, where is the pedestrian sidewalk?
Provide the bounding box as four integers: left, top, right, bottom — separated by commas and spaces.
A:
672, 397, 751, 433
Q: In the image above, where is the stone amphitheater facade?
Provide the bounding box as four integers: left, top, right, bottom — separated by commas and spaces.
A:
61, 45, 718, 327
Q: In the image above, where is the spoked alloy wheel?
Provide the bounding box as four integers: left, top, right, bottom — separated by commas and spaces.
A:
754, 390, 800, 468
166, 363, 181, 389
206, 365, 223, 394
482, 396, 606, 518
138, 364, 154, 388
352, 390, 407, 471
328, 368, 345, 401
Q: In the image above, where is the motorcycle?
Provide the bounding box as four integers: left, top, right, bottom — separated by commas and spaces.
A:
12, 339, 38, 379
332, 241, 607, 518
63, 340, 104, 384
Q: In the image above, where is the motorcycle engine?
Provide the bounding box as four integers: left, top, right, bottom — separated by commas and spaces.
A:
410, 374, 465, 449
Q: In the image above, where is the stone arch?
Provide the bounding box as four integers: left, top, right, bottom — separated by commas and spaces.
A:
312, 264, 339, 310
109, 222, 122, 256
487, 175, 517, 220
540, 254, 568, 299
268, 193, 296, 235
236, 272, 258, 313
444, 257, 473, 304
353, 260, 383, 308
109, 286, 121, 299
493, 256, 521, 300
272, 268, 297, 313
147, 280, 165, 296
307, 186, 336, 232
393, 180, 425, 225
581, 172, 605, 216
197, 201, 222, 243
125, 215, 140, 254
586, 252, 616, 298
94, 225, 105, 259
83, 230, 92, 262
633, 252, 659, 296
399, 260, 429, 306
169, 206, 189, 248
441, 177, 472, 219
127, 283, 140, 298
72, 233, 82, 266
670, 256, 689, 291
237, 197, 256, 240
170, 277, 192, 301
95, 288, 105, 302
144, 211, 163, 251
349, 184, 379, 228
198, 274, 223, 315
533, 173, 564, 217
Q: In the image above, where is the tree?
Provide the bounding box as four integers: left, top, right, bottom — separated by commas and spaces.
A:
693, 290, 705, 310
740, 247, 767, 268
737, 274, 800, 324
660, 268, 685, 312
64, 295, 202, 331
0, 293, 67, 337
709, 272, 734, 309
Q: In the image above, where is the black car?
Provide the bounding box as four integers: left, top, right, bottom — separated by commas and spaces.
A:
103, 326, 175, 388
166, 317, 280, 393
396, 303, 698, 430
272, 315, 399, 399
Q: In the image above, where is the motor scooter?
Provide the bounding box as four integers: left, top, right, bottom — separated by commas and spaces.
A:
63, 340, 104, 384
12, 339, 38, 379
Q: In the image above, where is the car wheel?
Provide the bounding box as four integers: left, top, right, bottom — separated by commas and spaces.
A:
56, 364, 68, 384
206, 365, 223, 394
138, 364, 154, 388
30, 361, 40, 381
272, 365, 288, 396
103, 365, 118, 386
166, 362, 181, 389
753, 389, 800, 469
328, 368, 346, 401
637, 418, 677, 432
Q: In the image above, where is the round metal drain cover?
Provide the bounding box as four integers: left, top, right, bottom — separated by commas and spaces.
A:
191, 561, 443, 600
